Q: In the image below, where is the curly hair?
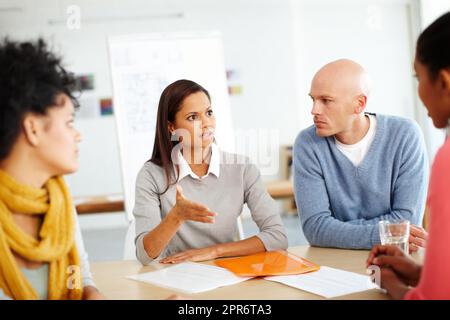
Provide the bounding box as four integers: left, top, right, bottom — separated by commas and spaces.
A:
0, 38, 78, 160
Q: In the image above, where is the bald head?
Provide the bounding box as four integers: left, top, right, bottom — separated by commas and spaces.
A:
309, 59, 372, 139
312, 59, 371, 98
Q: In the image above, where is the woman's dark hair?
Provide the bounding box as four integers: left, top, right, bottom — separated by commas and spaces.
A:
416, 11, 450, 80
0, 38, 78, 160
150, 79, 210, 194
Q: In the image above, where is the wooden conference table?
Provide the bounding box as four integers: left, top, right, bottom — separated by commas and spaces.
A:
90, 245, 406, 300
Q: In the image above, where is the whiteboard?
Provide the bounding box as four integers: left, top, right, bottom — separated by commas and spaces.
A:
108, 32, 234, 221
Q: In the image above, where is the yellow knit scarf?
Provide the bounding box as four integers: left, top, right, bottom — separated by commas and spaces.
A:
0, 170, 82, 300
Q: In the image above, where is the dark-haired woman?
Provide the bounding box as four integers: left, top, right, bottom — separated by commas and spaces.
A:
133, 80, 288, 265
367, 12, 450, 299
0, 39, 103, 300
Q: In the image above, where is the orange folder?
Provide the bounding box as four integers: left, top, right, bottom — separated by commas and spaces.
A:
215, 250, 320, 277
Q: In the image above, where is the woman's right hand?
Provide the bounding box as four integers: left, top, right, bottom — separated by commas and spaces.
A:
367, 244, 422, 287
171, 185, 217, 223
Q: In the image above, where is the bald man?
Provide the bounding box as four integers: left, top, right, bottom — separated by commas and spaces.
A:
293, 59, 429, 250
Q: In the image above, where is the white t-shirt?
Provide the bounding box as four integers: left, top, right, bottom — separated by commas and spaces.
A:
335, 114, 377, 167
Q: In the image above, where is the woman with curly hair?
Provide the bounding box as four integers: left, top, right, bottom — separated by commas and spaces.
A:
0, 38, 103, 300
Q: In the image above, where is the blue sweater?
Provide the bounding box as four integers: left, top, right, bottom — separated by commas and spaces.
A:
293, 114, 428, 249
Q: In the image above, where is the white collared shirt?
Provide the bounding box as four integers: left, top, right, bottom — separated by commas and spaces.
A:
175, 143, 220, 180
334, 114, 377, 167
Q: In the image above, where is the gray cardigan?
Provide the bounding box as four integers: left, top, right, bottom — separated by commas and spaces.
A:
133, 150, 288, 265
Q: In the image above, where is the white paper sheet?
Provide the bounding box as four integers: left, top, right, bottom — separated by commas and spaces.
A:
265, 266, 379, 298
127, 262, 252, 294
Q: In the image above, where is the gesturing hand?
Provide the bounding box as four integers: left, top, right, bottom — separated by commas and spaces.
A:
173, 185, 217, 223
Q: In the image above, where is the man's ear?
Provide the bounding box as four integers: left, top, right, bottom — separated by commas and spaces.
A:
22, 114, 41, 147
355, 95, 368, 114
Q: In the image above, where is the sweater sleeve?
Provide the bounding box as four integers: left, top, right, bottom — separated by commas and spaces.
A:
346, 121, 428, 227
404, 140, 450, 300
133, 164, 170, 265
244, 162, 288, 251
293, 131, 380, 249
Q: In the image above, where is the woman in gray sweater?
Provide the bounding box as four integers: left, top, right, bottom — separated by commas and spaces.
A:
133, 79, 288, 265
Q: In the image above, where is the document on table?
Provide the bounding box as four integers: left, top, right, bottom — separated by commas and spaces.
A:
127, 262, 253, 294
265, 266, 379, 298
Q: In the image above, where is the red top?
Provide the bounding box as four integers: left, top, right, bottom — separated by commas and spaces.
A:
405, 138, 450, 299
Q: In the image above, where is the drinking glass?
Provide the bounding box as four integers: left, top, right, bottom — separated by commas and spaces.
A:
378, 220, 410, 254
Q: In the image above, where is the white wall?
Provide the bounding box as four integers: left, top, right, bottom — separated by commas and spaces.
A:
1, 0, 437, 229
291, 0, 420, 133
0, 0, 297, 200
420, 0, 450, 25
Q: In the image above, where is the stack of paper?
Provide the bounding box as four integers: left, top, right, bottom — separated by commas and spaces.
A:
265, 266, 379, 298
127, 262, 252, 294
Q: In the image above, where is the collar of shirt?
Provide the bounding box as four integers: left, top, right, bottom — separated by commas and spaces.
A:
175, 143, 220, 181
334, 114, 376, 149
